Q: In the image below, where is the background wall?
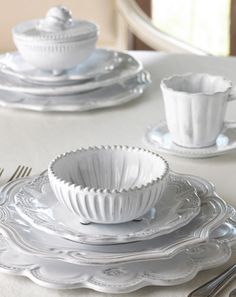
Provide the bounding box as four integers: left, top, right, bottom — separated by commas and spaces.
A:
0, 0, 119, 52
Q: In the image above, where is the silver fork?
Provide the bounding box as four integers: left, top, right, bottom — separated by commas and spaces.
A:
0, 168, 4, 179
230, 288, 236, 296
7, 165, 32, 182
188, 263, 236, 297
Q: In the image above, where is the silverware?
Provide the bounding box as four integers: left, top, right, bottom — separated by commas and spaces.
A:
39, 169, 47, 176
188, 264, 236, 297
230, 288, 236, 297
8, 165, 32, 182
0, 168, 4, 178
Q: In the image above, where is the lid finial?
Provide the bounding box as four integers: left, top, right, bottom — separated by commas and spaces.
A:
38, 6, 73, 32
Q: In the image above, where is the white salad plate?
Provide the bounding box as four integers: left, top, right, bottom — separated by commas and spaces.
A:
145, 121, 236, 158
0, 172, 232, 266
0, 49, 123, 85
15, 172, 200, 244
0, 50, 142, 95
0, 221, 235, 292
0, 71, 150, 112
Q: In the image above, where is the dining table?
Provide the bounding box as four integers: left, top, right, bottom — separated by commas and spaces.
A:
0, 50, 236, 297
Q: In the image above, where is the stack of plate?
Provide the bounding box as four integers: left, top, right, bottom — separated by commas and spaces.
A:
0, 49, 150, 112
0, 6, 150, 112
0, 146, 235, 293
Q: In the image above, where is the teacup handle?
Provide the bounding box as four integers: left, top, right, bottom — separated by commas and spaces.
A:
228, 86, 236, 101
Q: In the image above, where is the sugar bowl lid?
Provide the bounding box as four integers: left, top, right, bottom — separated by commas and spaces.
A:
12, 6, 98, 42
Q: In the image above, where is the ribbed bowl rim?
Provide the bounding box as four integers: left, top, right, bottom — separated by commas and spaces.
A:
48, 145, 169, 195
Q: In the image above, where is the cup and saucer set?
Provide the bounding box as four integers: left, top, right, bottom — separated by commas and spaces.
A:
0, 145, 236, 293
0, 6, 151, 112
145, 73, 236, 158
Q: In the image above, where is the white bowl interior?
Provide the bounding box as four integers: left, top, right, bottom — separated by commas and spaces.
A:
163, 73, 230, 95
52, 148, 167, 191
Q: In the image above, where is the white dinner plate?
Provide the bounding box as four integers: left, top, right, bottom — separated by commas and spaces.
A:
0, 221, 235, 292
0, 172, 232, 265
0, 50, 142, 95
0, 70, 150, 112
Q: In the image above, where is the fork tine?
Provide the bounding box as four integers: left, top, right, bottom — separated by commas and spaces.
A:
7, 166, 32, 182
19, 167, 32, 178
20, 166, 28, 178
20, 166, 28, 177
8, 165, 21, 182
0, 168, 4, 177
40, 169, 47, 176
15, 166, 25, 179
25, 167, 32, 177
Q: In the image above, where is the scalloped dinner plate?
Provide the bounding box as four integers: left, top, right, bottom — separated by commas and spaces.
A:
0, 221, 235, 292
0, 71, 150, 112
0, 172, 232, 266
0, 50, 142, 95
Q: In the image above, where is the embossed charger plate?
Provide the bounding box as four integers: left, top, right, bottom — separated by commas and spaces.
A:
145, 121, 236, 158
0, 221, 235, 292
0, 172, 232, 266
14, 172, 201, 245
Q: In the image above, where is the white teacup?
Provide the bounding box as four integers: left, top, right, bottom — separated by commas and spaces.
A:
161, 73, 236, 148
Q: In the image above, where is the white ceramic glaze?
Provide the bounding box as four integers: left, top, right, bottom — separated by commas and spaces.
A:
0, 51, 142, 95
15, 173, 200, 244
161, 73, 236, 148
0, 174, 232, 266
0, 222, 235, 292
48, 146, 169, 224
145, 121, 236, 158
12, 6, 98, 73
0, 49, 122, 84
0, 70, 150, 112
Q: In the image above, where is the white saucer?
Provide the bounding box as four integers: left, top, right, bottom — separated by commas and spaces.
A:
0, 49, 122, 85
145, 121, 236, 158
0, 173, 231, 266
0, 51, 142, 95
15, 172, 201, 244
0, 71, 150, 112
0, 221, 235, 292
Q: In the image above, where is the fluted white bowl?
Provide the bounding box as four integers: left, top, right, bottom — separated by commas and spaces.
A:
48, 146, 169, 224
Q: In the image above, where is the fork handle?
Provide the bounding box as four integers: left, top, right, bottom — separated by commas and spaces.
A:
189, 264, 236, 297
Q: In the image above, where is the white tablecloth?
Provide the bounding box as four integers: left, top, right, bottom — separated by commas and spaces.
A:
1, 51, 236, 296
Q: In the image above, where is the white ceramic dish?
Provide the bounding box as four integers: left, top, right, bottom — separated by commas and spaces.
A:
145, 121, 236, 158
0, 70, 150, 112
0, 49, 122, 84
161, 73, 236, 148
12, 6, 98, 73
48, 146, 169, 224
15, 172, 200, 244
0, 221, 235, 292
0, 51, 142, 95
0, 173, 232, 265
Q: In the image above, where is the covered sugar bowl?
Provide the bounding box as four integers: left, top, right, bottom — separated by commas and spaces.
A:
12, 6, 99, 74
